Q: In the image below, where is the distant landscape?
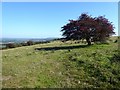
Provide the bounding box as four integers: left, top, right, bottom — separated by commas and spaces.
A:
0, 38, 57, 49
1, 38, 57, 44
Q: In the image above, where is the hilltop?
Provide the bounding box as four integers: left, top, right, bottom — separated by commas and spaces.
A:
2, 37, 120, 88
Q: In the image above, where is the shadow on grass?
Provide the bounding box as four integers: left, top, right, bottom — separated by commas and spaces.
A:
110, 52, 120, 63
35, 44, 90, 51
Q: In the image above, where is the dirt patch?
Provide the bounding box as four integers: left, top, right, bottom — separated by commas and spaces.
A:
1, 76, 12, 81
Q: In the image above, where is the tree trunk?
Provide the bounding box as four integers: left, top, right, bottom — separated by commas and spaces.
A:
86, 37, 91, 45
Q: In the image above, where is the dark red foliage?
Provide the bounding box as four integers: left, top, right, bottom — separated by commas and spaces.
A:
61, 13, 115, 45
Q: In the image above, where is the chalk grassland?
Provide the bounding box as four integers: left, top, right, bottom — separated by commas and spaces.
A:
2, 37, 120, 88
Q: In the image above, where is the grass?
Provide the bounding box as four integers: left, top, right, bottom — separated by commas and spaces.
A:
2, 38, 120, 88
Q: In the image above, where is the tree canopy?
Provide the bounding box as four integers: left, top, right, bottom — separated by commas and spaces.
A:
61, 13, 115, 45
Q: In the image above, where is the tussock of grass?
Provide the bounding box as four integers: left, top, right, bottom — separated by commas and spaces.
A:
2, 39, 120, 88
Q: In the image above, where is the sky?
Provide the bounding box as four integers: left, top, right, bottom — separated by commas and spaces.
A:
2, 2, 118, 38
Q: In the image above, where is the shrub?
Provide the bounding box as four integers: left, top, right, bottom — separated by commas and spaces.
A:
27, 41, 34, 46
34, 41, 42, 44
21, 42, 28, 46
6, 43, 16, 48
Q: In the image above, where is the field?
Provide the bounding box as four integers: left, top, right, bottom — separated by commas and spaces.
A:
2, 37, 120, 88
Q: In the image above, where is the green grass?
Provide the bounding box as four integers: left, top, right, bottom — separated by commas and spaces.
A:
2, 39, 120, 88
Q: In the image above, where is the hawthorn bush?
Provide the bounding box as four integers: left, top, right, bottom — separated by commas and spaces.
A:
61, 13, 115, 45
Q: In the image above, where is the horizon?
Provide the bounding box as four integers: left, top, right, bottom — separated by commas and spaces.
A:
1, 35, 119, 39
2, 2, 118, 38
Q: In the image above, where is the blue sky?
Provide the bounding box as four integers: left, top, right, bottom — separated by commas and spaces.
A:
2, 2, 118, 38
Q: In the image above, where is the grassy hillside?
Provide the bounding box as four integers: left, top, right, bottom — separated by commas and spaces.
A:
2, 38, 120, 88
